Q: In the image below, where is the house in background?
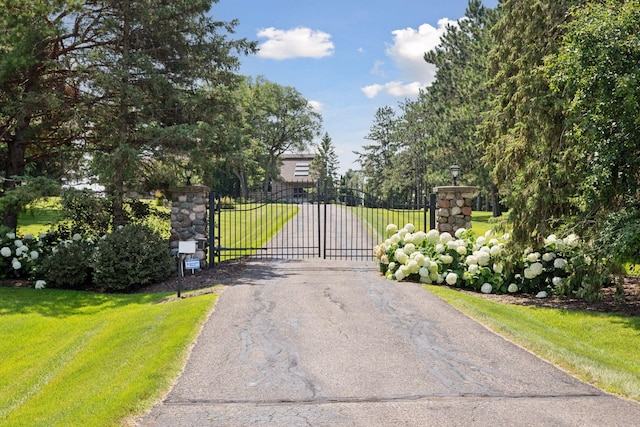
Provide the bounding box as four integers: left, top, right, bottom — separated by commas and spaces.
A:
272, 153, 316, 202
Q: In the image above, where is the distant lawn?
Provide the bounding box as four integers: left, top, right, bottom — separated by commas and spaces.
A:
354, 206, 498, 242
427, 285, 640, 402
0, 287, 218, 426
17, 197, 63, 236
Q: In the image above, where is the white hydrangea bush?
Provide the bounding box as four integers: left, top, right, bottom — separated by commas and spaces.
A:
0, 231, 46, 287
375, 223, 589, 296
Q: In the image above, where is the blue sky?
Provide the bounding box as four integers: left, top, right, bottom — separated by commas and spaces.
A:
213, 0, 499, 174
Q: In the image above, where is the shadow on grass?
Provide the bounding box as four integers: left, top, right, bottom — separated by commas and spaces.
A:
0, 287, 168, 318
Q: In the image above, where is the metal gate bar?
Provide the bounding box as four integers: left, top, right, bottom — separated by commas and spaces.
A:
210, 182, 436, 264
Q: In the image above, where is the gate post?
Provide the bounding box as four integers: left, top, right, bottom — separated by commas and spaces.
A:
433, 186, 476, 234
169, 185, 210, 268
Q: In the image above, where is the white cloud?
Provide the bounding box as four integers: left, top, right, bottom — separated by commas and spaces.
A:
308, 100, 323, 112
256, 27, 335, 60
362, 18, 457, 98
361, 81, 422, 99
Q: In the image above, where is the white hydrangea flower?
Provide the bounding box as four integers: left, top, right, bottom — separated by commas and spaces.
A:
565, 234, 580, 248
447, 240, 459, 250
530, 262, 543, 276
407, 260, 419, 274
455, 228, 465, 238
477, 251, 491, 266
413, 231, 427, 246
72, 233, 82, 241
398, 228, 409, 238
428, 261, 439, 273
554, 258, 567, 269
419, 267, 430, 278
390, 234, 401, 244
426, 229, 440, 244
12, 259, 21, 270
388, 262, 396, 271
456, 246, 467, 256
542, 252, 556, 262
14, 240, 23, 248
395, 269, 406, 281
6, 232, 15, 239
15, 246, 25, 256
30, 251, 39, 260
480, 283, 493, 294
490, 245, 501, 256
35, 280, 46, 289
403, 233, 414, 244
493, 263, 504, 274
524, 267, 535, 279
468, 264, 479, 274
445, 272, 458, 285
536, 291, 548, 298
440, 254, 453, 264
552, 277, 563, 287
489, 238, 499, 246
476, 236, 486, 247
394, 250, 409, 265
405, 223, 415, 233
544, 234, 557, 245
24, 234, 33, 240
381, 255, 389, 264
526, 252, 540, 263
413, 253, 426, 266
508, 283, 518, 293
466, 255, 478, 265
436, 243, 445, 253
403, 243, 416, 255
439, 232, 453, 244
386, 224, 398, 236
1, 247, 11, 257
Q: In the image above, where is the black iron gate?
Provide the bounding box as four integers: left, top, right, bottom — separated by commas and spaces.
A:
209, 182, 436, 264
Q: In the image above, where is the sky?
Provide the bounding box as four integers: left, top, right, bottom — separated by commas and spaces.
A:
213, 0, 499, 175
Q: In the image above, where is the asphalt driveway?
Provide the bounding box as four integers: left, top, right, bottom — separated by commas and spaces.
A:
139, 258, 640, 426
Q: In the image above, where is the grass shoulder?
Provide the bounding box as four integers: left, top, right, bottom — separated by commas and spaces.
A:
426, 284, 640, 403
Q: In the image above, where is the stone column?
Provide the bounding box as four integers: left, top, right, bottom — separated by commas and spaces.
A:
170, 185, 209, 266
433, 186, 476, 234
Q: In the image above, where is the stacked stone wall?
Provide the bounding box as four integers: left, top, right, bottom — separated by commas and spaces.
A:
170, 186, 209, 265
433, 186, 477, 234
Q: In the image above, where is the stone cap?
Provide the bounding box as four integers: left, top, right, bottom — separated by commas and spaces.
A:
168, 185, 210, 196
433, 186, 476, 193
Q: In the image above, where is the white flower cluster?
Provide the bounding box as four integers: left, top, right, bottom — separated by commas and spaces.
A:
376, 224, 584, 297
0, 232, 46, 288
375, 224, 509, 293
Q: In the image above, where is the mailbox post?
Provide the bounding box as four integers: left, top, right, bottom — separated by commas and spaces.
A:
176, 241, 197, 297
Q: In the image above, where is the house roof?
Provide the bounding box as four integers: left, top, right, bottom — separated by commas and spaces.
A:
278, 153, 315, 183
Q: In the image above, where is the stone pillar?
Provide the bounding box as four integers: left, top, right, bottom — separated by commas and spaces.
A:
170, 185, 209, 266
433, 186, 476, 234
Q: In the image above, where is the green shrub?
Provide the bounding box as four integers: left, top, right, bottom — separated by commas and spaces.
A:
42, 237, 96, 289
93, 225, 173, 292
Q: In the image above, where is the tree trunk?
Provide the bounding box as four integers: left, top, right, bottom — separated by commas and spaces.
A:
492, 184, 502, 217
1, 118, 30, 231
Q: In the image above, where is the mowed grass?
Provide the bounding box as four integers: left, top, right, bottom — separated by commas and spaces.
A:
216, 202, 298, 261
0, 287, 218, 426
427, 285, 640, 402
355, 206, 496, 242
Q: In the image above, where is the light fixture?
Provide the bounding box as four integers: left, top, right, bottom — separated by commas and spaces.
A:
450, 164, 460, 186
185, 169, 192, 186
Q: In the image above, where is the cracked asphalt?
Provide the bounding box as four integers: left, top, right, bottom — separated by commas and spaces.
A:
139, 258, 640, 426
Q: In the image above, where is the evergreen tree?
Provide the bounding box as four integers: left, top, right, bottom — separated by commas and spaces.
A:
310, 132, 339, 190
481, 0, 579, 246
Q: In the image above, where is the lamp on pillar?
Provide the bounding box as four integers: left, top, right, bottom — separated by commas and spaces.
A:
450, 164, 460, 186
185, 169, 192, 187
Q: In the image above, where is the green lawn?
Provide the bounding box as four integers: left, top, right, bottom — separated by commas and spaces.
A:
427, 285, 640, 402
0, 287, 218, 427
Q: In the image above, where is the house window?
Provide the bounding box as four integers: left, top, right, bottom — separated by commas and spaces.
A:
293, 187, 306, 198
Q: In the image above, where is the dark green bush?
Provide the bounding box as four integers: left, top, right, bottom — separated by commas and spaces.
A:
93, 224, 173, 292
43, 238, 96, 289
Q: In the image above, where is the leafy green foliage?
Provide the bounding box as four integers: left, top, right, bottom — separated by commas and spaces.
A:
42, 237, 96, 289
93, 225, 173, 291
